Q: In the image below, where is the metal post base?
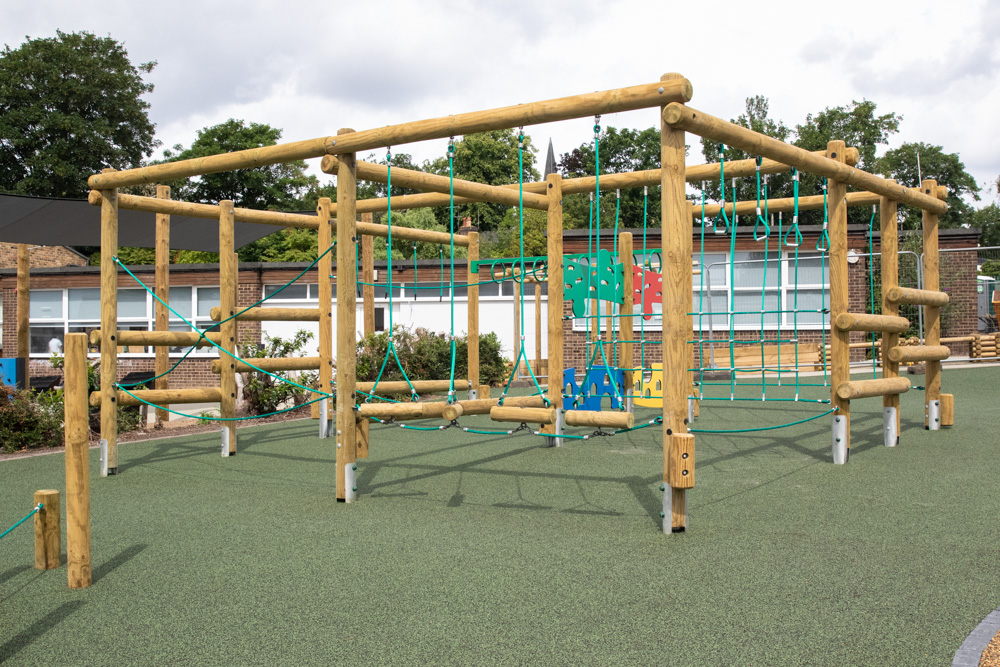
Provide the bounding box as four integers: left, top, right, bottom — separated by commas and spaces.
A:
927, 400, 941, 431
883, 407, 898, 447
468, 388, 478, 400
687, 398, 695, 424
344, 463, 357, 503
832, 414, 848, 464
546, 408, 565, 447
221, 428, 230, 457
100, 439, 108, 476
661, 486, 687, 534
319, 401, 329, 439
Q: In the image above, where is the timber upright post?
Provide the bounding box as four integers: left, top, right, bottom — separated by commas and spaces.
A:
219, 201, 237, 455
880, 185, 901, 445
545, 174, 565, 446
64, 333, 91, 588
33, 489, 60, 570
16, 244, 29, 389
317, 198, 334, 439
618, 232, 634, 412
154, 186, 171, 426
99, 170, 119, 476
336, 129, 358, 502
921, 179, 943, 430
827, 141, 850, 463
467, 231, 480, 399
660, 73, 692, 533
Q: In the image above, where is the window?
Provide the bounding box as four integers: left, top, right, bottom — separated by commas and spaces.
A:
29, 285, 223, 358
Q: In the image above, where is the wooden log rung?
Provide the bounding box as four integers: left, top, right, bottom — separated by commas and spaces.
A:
887, 345, 951, 363
356, 379, 472, 394
355, 401, 464, 422
90, 387, 223, 408
210, 307, 320, 322
835, 377, 911, 400
886, 286, 950, 307
211, 357, 321, 374
489, 405, 556, 425
834, 312, 910, 333
89, 329, 223, 348
564, 410, 634, 430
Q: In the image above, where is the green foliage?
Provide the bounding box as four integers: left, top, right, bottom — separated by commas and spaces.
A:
425, 130, 539, 232
877, 142, 980, 229
358, 151, 422, 204
377, 208, 467, 261
356, 326, 508, 388
49, 353, 143, 432
980, 259, 1000, 280
159, 119, 318, 209
482, 207, 546, 259
0, 386, 64, 453
972, 204, 1000, 248
699, 96, 793, 209
0, 30, 158, 198
795, 100, 901, 173
560, 126, 663, 229
238, 330, 317, 415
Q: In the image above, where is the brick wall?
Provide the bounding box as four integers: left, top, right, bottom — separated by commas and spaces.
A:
0, 243, 87, 269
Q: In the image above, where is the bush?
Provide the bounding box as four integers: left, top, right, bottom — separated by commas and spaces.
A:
50, 353, 143, 435
0, 385, 64, 453
355, 326, 508, 389
238, 330, 317, 415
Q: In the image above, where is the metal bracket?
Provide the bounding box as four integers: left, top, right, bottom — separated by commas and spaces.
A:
883, 407, 898, 447
319, 400, 329, 439
221, 428, 230, 457
688, 397, 695, 424
99, 439, 108, 476
344, 463, 356, 503
468, 388, 478, 400
547, 408, 565, 447
927, 400, 941, 431
832, 414, 848, 464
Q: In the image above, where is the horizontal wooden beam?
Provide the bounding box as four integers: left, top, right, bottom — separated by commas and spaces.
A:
489, 405, 556, 425
356, 218, 470, 247
835, 377, 910, 400
887, 345, 951, 363
89, 329, 223, 348
886, 286, 950, 307
90, 386, 222, 408
662, 103, 949, 214
323, 78, 693, 157
564, 410, 634, 429
211, 356, 321, 374
694, 191, 880, 219
442, 395, 548, 417
834, 313, 910, 333
355, 400, 464, 421
89, 191, 319, 229
210, 307, 320, 322
356, 379, 472, 394
321, 157, 548, 210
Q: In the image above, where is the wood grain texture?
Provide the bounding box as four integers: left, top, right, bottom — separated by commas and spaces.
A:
886, 345, 950, 363
90, 386, 223, 408
662, 104, 948, 214
90, 330, 223, 347
880, 187, 901, 433
64, 333, 91, 588
154, 186, 171, 425
667, 433, 695, 489
564, 410, 634, 429
33, 489, 60, 570
835, 377, 911, 400
489, 405, 557, 425
219, 202, 237, 454
99, 177, 119, 473
546, 175, 565, 413
467, 232, 480, 390
211, 357, 321, 374
834, 312, 910, 333
940, 393, 954, 427
885, 286, 949, 307
921, 180, 942, 427
89, 190, 319, 229
826, 142, 851, 451
335, 131, 358, 500
317, 198, 334, 427
210, 306, 320, 322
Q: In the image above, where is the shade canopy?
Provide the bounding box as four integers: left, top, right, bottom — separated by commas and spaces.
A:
0, 193, 287, 251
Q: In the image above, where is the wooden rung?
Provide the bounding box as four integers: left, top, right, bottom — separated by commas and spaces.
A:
885, 286, 950, 307
448, 395, 548, 417
211, 356, 321, 374
89, 386, 223, 408
356, 379, 471, 394
210, 307, 320, 322
88, 329, 223, 348
835, 377, 910, 400
355, 401, 464, 422
834, 312, 910, 333
564, 410, 634, 429
489, 405, 556, 425
887, 345, 950, 363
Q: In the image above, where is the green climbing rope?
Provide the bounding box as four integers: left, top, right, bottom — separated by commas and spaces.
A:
0, 503, 42, 541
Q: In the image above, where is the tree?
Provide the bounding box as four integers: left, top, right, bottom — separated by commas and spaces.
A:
972, 204, 1000, 249
485, 208, 547, 259
376, 208, 467, 261
0, 31, 158, 198
877, 142, 980, 229
425, 130, 539, 232
160, 119, 318, 209
559, 126, 663, 229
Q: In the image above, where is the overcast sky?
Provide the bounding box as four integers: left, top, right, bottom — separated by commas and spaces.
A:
4, 0, 998, 205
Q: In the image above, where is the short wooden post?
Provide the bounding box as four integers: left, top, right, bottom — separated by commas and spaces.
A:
921, 179, 943, 429
618, 232, 634, 406
362, 213, 375, 336
467, 231, 480, 395
335, 128, 358, 502
64, 333, 91, 588
880, 185, 901, 441
99, 172, 119, 475
545, 174, 564, 421
154, 185, 171, 426
16, 243, 30, 388
827, 141, 850, 462
660, 72, 691, 532
318, 198, 334, 436
219, 201, 237, 454
33, 489, 60, 570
